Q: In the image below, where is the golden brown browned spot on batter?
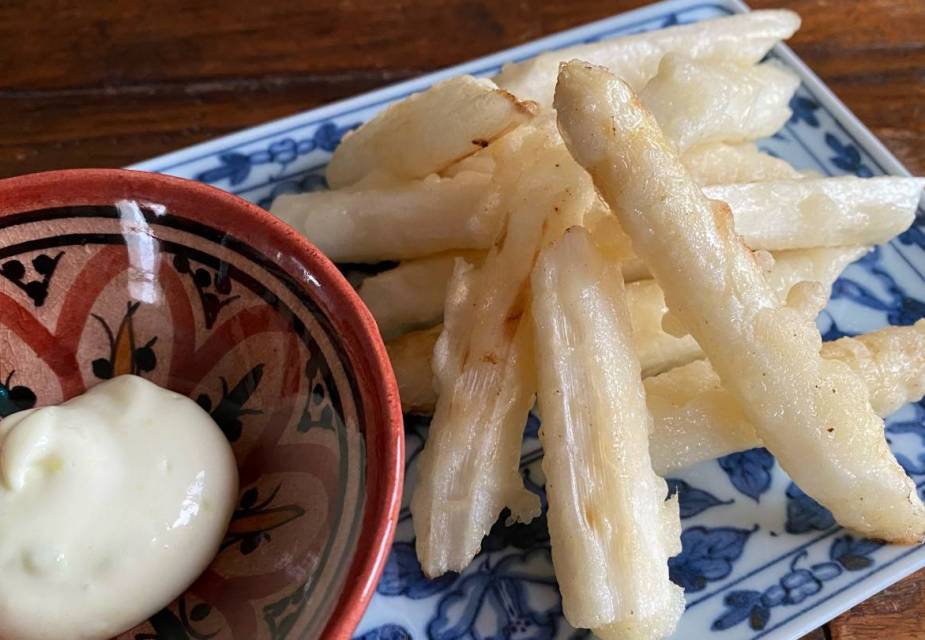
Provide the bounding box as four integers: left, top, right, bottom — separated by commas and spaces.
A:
503, 289, 528, 339
584, 503, 596, 529
495, 223, 509, 251
629, 93, 646, 113
496, 89, 539, 117
506, 307, 524, 322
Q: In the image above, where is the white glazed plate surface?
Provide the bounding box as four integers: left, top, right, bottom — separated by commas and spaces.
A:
133, 1, 925, 638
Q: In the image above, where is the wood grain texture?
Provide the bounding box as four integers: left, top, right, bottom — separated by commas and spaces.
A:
1, 0, 923, 178
828, 576, 925, 639
2, 0, 924, 637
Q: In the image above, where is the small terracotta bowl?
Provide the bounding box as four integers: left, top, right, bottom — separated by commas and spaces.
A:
0, 169, 403, 639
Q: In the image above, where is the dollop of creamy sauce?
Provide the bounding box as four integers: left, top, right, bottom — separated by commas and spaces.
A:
0, 375, 239, 640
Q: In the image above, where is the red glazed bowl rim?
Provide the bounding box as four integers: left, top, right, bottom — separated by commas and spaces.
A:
0, 168, 404, 640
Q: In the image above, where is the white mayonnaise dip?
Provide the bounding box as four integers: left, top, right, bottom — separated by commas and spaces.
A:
0, 375, 239, 640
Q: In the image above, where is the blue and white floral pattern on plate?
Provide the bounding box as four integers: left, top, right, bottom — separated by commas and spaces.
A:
132, 0, 925, 637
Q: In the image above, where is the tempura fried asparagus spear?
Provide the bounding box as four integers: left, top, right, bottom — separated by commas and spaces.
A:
703, 177, 924, 250
632, 246, 867, 376
272, 170, 497, 262
681, 142, 803, 185
326, 75, 535, 188
411, 123, 591, 576
495, 10, 800, 106
274, 171, 921, 262
555, 61, 925, 543
359, 251, 484, 340
641, 55, 798, 151
649, 319, 925, 474
533, 227, 684, 638
386, 325, 444, 414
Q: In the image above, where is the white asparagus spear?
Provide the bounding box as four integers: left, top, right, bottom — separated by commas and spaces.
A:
681, 142, 803, 185
647, 358, 771, 475
649, 319, 925, 474
533, 226, 684, 638
386, 325, 444, 415
326, 75, 535, 188
765, 246, 867, 294
554, 61, 925, 543
495, 9, 800, 106
274, 171, 921, 262
272, 170, 497, 263
641, 55, 799, 151
412, 258, 540, 577
704, 177, 925, 250
359, 251, 484, 340
411, 123, 591, 576
822, 320, 925, 417
632, 246, 867, 376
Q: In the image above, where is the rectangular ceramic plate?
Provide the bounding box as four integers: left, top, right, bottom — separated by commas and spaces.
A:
133, 1, 925, 638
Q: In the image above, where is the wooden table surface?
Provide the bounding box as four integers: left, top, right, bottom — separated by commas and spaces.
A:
1, 0, 924, 638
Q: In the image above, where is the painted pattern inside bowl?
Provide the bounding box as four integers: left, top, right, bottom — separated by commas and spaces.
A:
0, 197, 370, 639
